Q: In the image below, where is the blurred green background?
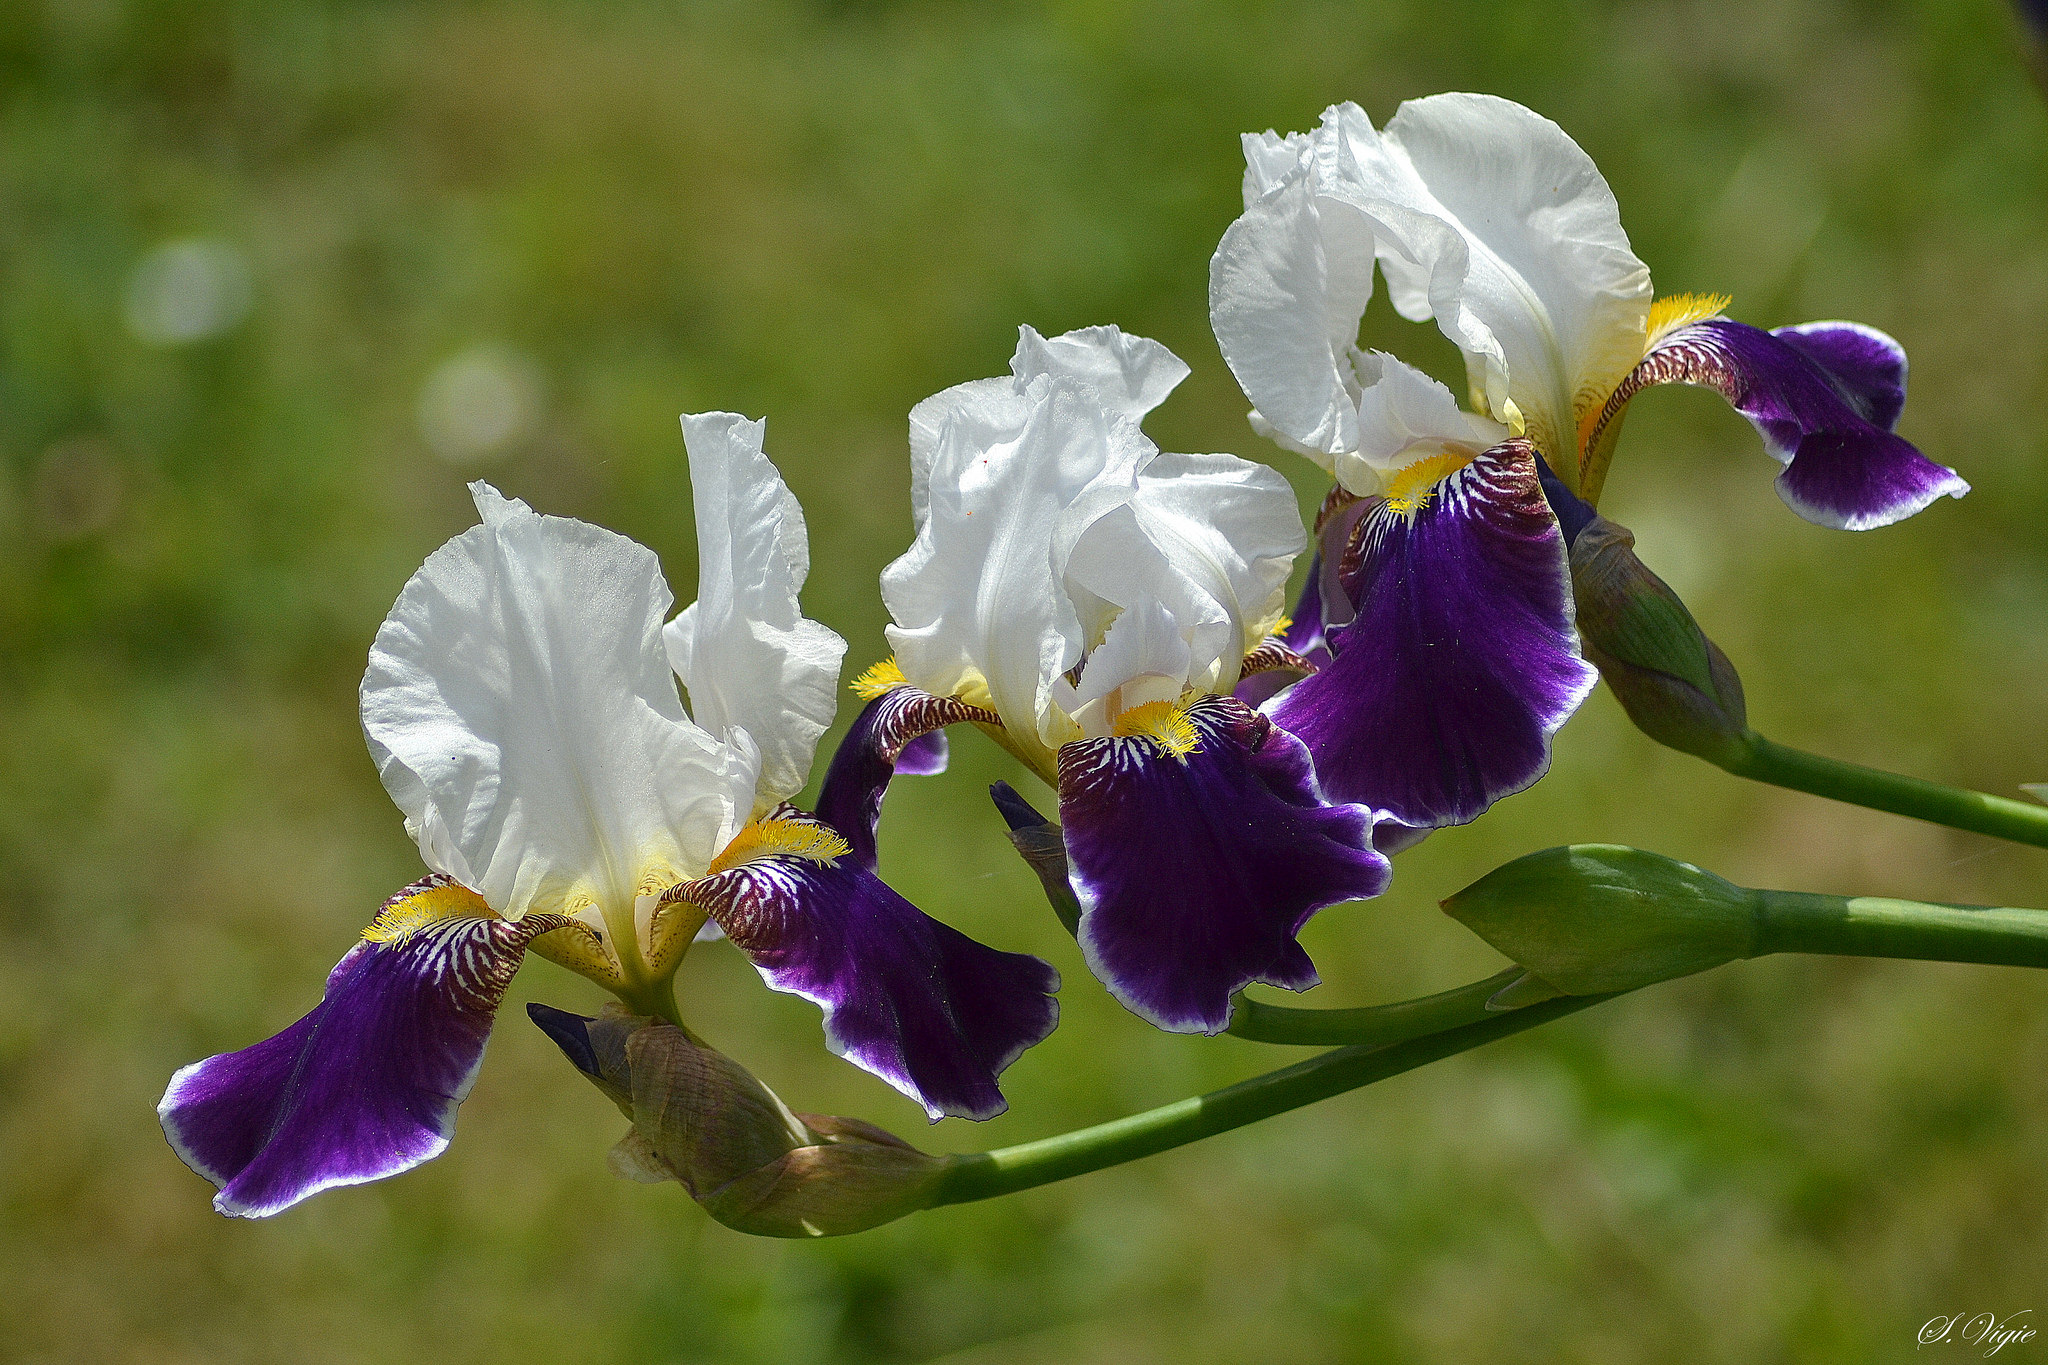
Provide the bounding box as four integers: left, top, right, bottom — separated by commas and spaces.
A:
5, 0, 2047, 1360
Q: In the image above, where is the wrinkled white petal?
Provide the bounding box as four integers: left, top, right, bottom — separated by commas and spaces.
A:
1065, 595, 1193, 728
1210, 161, 1378, 460
1240, 129, 1312, 204
884, 376, 1148, 767
907, 377, 1012, 534
889, 326, 1304, 759
907, 324, 1188, 531
1344, 351, 1512, 491
1062, 452, 1303, 694
1010, 324, 1190, 423
363, 484, 758, 921
1317, 95, 1651, 463
664, 413, 847, 809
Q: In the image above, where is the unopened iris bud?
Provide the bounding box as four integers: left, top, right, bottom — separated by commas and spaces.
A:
1442, 844, 1760, 995
1568, 515, 1749, 764
529, 1004, 950, 1237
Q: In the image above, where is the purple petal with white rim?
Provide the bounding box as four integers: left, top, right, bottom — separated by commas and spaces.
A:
679, 815, 1059, 1121
1269, 439, 1598, 832
1058, 694, 1390, 1035
814, 684, 999, 871
1770, 321, 1909, 430
1591, 317, 1966, 530
158, 876, 564, 1218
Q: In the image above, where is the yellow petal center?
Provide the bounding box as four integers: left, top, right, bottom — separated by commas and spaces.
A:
851, 657, 908, 700
1110, 699, 1202, 760
1383, 450, 1475, 514
707, 816, 851, 875
363, 876, 494, 943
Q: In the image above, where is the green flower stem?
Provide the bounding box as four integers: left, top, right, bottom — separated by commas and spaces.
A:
617, 973, 688, 1031
1716, 731, 2048, 850
1753, 891, 2048, 968
1225, 968, 1526, 1045
929, 991, 1616, 1207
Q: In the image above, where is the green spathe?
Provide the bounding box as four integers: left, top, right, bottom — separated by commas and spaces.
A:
1570, 516, 1748, 763
532, 1005, 950, 1238
1443, 844, 1759, 995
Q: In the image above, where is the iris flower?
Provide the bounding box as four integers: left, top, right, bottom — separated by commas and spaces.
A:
826, 325, 1389, 1035
1210, 93, 1967, 836
158, 415, 1059, 1218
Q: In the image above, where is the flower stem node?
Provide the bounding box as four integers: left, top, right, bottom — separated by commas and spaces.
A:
528, 1005, 950, 1237
1568, 514, 1749, 763
1442, 845, 1760, 995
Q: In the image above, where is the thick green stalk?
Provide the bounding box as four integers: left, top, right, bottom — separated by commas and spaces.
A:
1226, 968, 1525, 1045
1754, 892, 2048, 968
1716, 731, 2048, 850
925, 891, 2048, 1209
930, 992, 1615, 1206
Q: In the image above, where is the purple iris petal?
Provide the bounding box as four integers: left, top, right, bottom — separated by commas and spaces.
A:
1268, 439, 1598, 833
815, 686, 998, 870
896, 729, 949, 776
1770, 320, 1909, 429
1058, 694, 1390, 1035
158, 875, 560, 1218
1277, 555, 1328, 658
680, 817, 1060, 1121
1535, 453, 1598, 548
1604, 317, 1966, 530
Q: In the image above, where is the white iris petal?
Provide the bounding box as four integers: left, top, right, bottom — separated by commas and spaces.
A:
885, 327, 1306, 760
665, 413, 848, 811
363, 484, 760, 928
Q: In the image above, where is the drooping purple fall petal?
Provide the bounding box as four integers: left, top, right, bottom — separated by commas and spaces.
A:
679, 817, 1059, 1122
1269, 439, 1598, 833
1590, 317, 1965, 530
158, 876, 565, 1218
1058, 694, 1389, 1035
814, 685, 999, 870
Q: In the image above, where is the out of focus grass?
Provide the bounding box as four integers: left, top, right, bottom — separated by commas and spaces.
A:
3, 1, 2047, 1361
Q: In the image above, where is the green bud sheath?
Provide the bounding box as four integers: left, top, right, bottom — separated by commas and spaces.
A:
1570, 516, 1748, 763
1443, 845, 1759, 995
531, 1004, 949, 1237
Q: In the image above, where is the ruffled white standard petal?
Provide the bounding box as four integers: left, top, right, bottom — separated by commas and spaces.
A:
1348, 352, 1512, 484
1060, 594, 1194, 735
907, 324, 1187, 530
1241, 129, 1311, 202
1210, 156, 1379, 461
363, 484, 759, 921
908, 378, 1012, 533
1009, 324, 1190, 424
1316, 95, 1652, 463
1062, 453, 1304, 693
883, 376, 1149, 769
665, 413, 847, 809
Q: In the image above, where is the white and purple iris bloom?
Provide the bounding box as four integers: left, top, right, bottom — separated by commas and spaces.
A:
822, 326, 1390, 1036
1210, 93, 1968, 837
158, 415, 1059, 1218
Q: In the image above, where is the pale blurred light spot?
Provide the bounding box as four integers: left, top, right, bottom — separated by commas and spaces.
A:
417, 346, 544, 463
124, 239, 253, 346
31, 438, 124, 542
